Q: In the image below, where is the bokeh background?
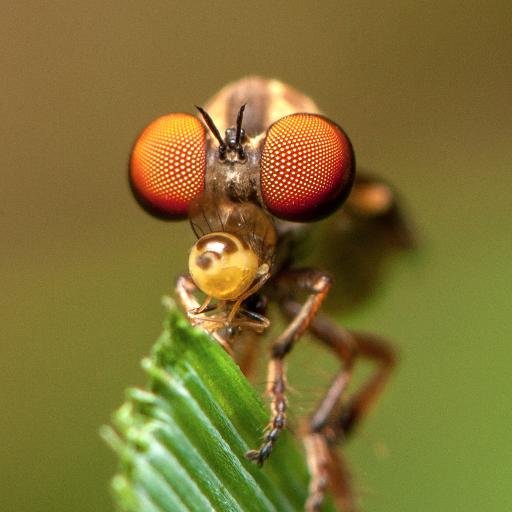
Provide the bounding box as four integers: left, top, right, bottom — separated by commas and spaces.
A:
2, 2, 511, 511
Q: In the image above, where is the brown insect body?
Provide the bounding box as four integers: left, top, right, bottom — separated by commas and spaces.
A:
130, 77, 410, 512
204, 76, 320, 137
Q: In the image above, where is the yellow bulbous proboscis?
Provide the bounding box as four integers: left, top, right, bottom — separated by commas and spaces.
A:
188, 232, 260, 300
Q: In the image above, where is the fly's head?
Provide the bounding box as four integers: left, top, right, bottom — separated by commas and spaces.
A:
128, 79, 356, 327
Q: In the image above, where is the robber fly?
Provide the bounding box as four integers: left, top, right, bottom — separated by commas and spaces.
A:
129, 77, 412, 512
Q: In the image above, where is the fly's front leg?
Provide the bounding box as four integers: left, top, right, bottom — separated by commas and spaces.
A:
176, 274, 201, 312
281, 300, 396, 511
175, 274, 234, 355
246, 269, 333, 465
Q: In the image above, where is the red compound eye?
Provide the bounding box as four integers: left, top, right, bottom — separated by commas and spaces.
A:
260, 113, 354, 222
130, 113, 206, 219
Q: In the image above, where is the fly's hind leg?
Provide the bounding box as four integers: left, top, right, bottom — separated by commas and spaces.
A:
280, 300, 396, 512
303, 432, 355, 512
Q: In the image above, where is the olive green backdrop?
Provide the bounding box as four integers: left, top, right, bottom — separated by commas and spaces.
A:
2, 2, 510, 511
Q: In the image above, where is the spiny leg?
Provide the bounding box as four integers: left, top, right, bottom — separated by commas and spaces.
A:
281, 301, 358, 511
294, 303, 397, 436
280, 300, 396, 511
246, 268, 333, 464
313, 338, 395, 511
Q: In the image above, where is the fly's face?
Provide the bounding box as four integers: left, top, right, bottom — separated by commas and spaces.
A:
129, 77, 355, 328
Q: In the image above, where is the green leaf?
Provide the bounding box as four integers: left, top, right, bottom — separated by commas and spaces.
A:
102, 299, 336, 511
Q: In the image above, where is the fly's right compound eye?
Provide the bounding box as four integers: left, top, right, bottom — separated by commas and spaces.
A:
188, 232, 260, 301
130, 113, 207, 219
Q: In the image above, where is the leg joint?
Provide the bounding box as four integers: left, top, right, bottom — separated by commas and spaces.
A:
311, 273, 333, 294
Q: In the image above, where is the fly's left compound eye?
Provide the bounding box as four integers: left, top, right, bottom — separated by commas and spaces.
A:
260, 113, 354, 222
130, 113, 206, 219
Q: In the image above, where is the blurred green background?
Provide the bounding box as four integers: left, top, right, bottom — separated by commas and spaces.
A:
2, 2, 511, 511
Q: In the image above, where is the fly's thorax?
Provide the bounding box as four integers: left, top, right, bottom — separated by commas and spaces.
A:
203, 76, 320, 137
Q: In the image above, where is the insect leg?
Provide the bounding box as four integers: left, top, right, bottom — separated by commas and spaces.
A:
302, 431, 332, 512
281, 300, 396, 434
280, 301, 396, 511
330, 330, 396, 438
175, 274, 201, 312
175, 275, 234, 355
246, 268, 333, 465
302, 431, 356, 512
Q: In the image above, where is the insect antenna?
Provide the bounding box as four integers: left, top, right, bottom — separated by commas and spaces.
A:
196, 106, 227, 159
235, 104, 246, 159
